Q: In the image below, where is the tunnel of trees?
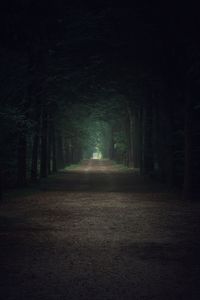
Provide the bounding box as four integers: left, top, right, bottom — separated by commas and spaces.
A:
0, 1, 199, 200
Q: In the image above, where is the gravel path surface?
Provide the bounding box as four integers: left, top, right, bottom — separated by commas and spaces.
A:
0, 160, 200, 299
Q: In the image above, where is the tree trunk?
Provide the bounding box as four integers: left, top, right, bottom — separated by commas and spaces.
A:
165, 104, 174, 186
138, 106, 143, 173
52, 123, 57, 173
47, 127, 52, 174
40, 109, 48, 178
64, 138, 70, 165
31, 99, 41, 181
126, 104, 134, 168
31, 133, 39, 181
183, 93, 192, 200
133, 109, 140, 168
56, 134, 65, 169
141, 98, 154, 175
125, 117, 131, 166
109, 128, 114, 160
17, 134, 27, 186
0, 169, 3, 201
129, 113, 134, 168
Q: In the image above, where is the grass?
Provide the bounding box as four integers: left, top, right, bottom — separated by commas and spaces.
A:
63, 163, 82, 170
2, 160, 135, 202
112, 161, 131, 170
3, 185, 41, 202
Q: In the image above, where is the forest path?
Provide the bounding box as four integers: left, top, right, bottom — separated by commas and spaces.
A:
0, 159, 200, 299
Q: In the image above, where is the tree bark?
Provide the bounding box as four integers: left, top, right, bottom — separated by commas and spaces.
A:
17, 134, 27, 186
0, 169, 3, 201
133, 109, 140, 168
126, 104, 134, 168
52, 123, 57, 173
31, 100, 41, 181
141, 98, 154, 175
40, 109, 48, 178
129, 113, 134, 168
64, 138, 70, 165
31, 132, 39, 181
56, 134, 65, 169
138, 106, 143, 173
47, 126, 52, 174
109, 128, 114, 160
183, 92, 192, 200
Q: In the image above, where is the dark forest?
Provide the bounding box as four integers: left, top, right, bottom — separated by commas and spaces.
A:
0, 1, 200, 299
1, 1, 200, 199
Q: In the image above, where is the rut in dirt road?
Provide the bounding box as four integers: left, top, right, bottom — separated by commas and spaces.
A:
0, 160, 200, 300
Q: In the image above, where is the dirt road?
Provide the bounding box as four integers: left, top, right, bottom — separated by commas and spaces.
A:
0, 160, 200, 299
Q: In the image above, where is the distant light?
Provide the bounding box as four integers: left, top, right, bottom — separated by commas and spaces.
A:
92, 152, 102, 159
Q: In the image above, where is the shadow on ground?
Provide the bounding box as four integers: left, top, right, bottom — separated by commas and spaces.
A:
0, 160, 200, 300
40, 160, 172, 194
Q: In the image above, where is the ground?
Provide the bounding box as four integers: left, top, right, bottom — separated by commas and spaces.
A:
0, 159, 200, 299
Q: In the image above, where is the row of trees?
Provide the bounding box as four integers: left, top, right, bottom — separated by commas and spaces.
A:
0, 1, 199, 201
0, 2, 108, 195
0, 48, 199, 202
